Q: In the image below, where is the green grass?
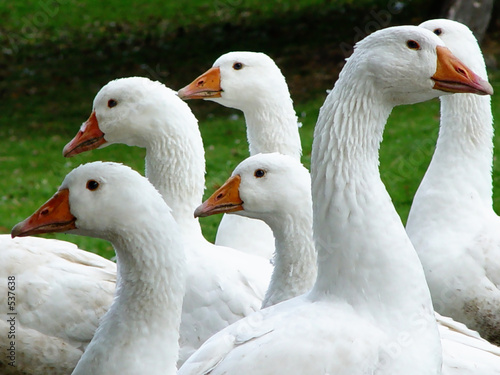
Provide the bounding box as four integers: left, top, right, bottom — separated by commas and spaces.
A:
2, 0, 405, 32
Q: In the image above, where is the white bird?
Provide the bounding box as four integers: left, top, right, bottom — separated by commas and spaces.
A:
63, 77, 272, 364
195, 152, 500, 374
178, 26, 492, 375
0, 235, 115, 375
12, 161, 186, 375
194, 152, 316, 308
406, 18, 500, 345
178, 51, 302, 259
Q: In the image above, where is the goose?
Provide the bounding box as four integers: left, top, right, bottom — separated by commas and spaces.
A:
12, 161, 185, 375
62, 77, 272, 364
195, 152, 500, 373
406, 19, 500, 345
194, 152, 316, 308
0, 235, 115, 375
178, 51, 302, 259
177, 26, 492, 375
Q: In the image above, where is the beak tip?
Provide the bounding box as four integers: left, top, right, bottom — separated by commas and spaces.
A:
62, 145, 71, 158
11, 222, 24, 238
177, 88, 188, 100
485, 83, 494, 96
193, 205, 205, 218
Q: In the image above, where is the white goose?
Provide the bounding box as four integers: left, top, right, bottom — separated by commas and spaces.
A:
195, 153, 500, 373
178, 51, 302, 259
194, 152, 316, 308
62, 77, 272, 364
0, 235, 115, 375
406, 19, 500, 345
178, 26, 492, 374
12, 161, 185, 375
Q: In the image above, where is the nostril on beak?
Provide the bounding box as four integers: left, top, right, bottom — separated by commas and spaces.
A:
216, 193, 224, 201
40, 208, 50, 217
197, 79, 205, 87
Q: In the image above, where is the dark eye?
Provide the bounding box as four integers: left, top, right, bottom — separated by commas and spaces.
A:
86, 180, 100, 191
254, 169, 266, 178
406, 40, 420, 50
108, 99, 118, 108
233, 62, 243, 70
433, 28, 442, 36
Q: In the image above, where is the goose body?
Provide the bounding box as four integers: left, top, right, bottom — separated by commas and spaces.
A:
179, 52, 302, 259
407, 19, 500, 344
12, 162, 186, 375
63, 78, 272, 364
195, 152, 316, 308
179, 26, 492, 374
199, 152, 500, 373
0, 235, 115, 375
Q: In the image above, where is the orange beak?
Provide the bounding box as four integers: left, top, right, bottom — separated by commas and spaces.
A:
194, 175, 243, 217
63, 111, 107, 157
178, 66, 223, 100
432, 46, 493, 95
11, 189, 77, 238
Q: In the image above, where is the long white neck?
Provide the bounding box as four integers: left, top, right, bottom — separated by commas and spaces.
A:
408, 93, 493, 223
144, 118, 206, 240
243, 96, 302, 160
261, 209, 317, 308
73, 215, 185, 375
309, 70, 435, 321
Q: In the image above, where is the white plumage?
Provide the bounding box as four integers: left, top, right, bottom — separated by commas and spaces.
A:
63, 77, 272, 364
179, 26, 492, 375
194, 152, 316, 308
12, 162, 186, 375
0, 235, 115, 375
179, 52, 302, 259
407, 18, 500, 345
197, 152, 500, 374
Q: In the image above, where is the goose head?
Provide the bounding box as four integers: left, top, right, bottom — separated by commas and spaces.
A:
178, 51, 291, 111
344, 26, 492, 106
195, 153, 310, 226
419, 19, 488, 79
11, 161, 168, 242
63, 77, 196, 157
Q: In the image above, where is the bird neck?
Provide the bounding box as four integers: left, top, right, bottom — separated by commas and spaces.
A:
261, 209, 317, 308
243, 95, 302, 160
81, 214, 185, 375
309, 72, 435, 320
145, 126, 205, 240
412, 93, 494, 213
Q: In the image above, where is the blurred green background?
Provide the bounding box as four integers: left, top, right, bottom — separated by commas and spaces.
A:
1, 0, 499, 258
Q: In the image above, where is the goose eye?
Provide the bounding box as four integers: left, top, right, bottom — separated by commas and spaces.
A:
254, 169, 266, 178
433, 28, 443, 36
86, 180, 100, 191
406, 40, 420, 50
233, 62, 243, 70
108, 99, 118, 108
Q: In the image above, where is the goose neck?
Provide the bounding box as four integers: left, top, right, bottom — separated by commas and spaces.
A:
145, 137, 205, 238
261, 212, 317, 308
243, 97, 302, 160
309, 75, 432, 316
94, 219, 185, 374
429, 93, 493, 204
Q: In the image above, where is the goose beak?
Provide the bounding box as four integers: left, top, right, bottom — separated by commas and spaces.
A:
194, 175, 243, 217
11, 189, 77, 238
178, 67, 222, 100
63, 111, 107, 157
432, 46, 493, 95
